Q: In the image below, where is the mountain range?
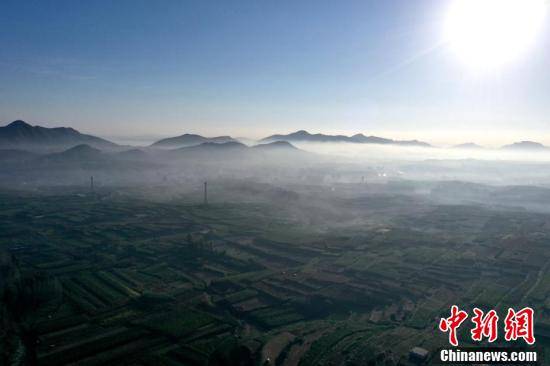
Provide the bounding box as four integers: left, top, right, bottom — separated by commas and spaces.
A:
150, 133, 237, 148
166, 141, 304, 162
0, 134, 303, 165
261, 130, 432, 147
2, 121, 550, 152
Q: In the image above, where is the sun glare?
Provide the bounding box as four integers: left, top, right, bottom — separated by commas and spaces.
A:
444, 0, 546, 71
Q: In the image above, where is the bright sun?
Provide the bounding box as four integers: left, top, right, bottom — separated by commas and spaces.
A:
444, 0, 546, 70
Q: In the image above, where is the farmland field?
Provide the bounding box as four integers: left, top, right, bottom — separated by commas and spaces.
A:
1, 183, 549, 365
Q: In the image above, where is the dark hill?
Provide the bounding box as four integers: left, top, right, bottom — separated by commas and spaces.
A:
45, 144, 104, 162
151, 133, 237, 148
176, 141, 247, 152
0, 120, 117, 150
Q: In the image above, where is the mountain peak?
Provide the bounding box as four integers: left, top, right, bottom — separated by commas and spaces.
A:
6, 120, 32, 128
65, 143, 101, 153
0, 121, 117, 150
56, 144, 103, 158
502, 141, 547, 150
42, 144, 105, 163
453, 142, 484, 149
173, 141, 248, 155
253, 141, 298, 150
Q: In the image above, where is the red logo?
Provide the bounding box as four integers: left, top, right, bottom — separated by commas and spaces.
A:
439, 306, 535, 346
504, 307, 536, 345
439, 305, 469, 346
471, 308, 499, 343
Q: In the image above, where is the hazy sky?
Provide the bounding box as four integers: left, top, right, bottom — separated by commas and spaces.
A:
1, 0, 550, 145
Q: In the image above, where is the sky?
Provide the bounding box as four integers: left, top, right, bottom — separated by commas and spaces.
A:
1, 0, 550, 146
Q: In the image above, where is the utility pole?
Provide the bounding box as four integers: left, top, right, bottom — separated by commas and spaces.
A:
203, 181, 208, 205
90, 176, 94, 192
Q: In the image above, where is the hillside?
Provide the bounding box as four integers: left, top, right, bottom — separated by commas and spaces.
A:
0, 120, 117, 150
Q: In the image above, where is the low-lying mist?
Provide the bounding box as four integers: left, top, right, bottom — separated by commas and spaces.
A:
4, 139, 550, 215
288, 141, 550, 163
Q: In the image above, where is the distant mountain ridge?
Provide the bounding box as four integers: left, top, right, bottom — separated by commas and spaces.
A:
0, 139, 303, 168
151, 133, 237, 148
0, 120, 117, 150
261, 130, 431, 147
253, 141, 297, 150
453, 143, 484, 149
171, 140, 302, 155
173, 141, 248, 153
501, 141, 547, 151
5, 121, 550, 153
159, 140, 307, 163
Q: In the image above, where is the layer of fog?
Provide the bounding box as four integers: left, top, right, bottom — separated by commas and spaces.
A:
286, 141, 550, 163
4, 140, 550, 215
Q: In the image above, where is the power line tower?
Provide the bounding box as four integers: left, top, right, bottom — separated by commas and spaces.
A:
203, 181, 208, 205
